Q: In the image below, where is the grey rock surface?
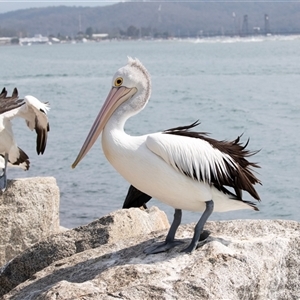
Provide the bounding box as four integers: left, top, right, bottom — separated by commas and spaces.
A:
2, 216, 299, 300
0, 206, 169, 297
0, 177, 60, 267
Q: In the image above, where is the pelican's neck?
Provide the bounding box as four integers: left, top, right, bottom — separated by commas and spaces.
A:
102, 97, 145, 162
105, 88, 148, 135
108, 105, 129, 133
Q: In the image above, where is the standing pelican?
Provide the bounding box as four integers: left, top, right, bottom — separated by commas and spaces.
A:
72, 58, 261, 254
0, 88, 50, 191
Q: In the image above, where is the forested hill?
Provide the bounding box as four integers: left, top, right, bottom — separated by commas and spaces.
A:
1, 2, 300, 38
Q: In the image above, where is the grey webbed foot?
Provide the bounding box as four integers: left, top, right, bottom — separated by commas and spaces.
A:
181, 230, 211, 253
144, 239, 184, 254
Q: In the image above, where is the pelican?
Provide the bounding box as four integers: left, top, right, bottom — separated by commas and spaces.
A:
0, 87, 50, 191
72, 58, 261, 254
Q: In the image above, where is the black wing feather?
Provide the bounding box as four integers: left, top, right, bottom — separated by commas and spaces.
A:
164, 121, 261, 201
122, 185, 152, 209
0, 87, 25, 114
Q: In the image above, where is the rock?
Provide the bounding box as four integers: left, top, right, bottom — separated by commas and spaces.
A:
1, 215, 300, 300
0, 206, 169, 297
0, 177, 60, 267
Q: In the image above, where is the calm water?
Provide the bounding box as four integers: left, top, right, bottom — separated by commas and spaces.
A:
1, 36, 299, 228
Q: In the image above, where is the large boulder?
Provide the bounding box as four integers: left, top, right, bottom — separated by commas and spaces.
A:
0, 206, 169, 297
0, 177, 60, 267
1, 211, 299, 300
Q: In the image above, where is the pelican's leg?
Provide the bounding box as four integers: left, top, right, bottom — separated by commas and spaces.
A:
182, 200, 214, 253
144, 208, 184, 254
0, 153, 8, 192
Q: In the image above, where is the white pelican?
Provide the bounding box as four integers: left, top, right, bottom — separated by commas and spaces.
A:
72, 58, 261, 254
0, 88, 50, 191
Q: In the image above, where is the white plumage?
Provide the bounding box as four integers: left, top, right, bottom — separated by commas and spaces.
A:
72, 57, 261, 253
146, 133, 236, 184
0, 88, 50, 191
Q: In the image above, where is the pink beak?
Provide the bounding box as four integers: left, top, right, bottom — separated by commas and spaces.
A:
72, 86, 137, 168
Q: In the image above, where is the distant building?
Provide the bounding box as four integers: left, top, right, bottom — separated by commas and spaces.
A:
19, 34, 49, 45
92, 33, 109, 40
0, 37, 11, 45
253, 27, 261, 34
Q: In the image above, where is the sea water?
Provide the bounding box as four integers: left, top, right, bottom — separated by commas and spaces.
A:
1, 35, 299, 228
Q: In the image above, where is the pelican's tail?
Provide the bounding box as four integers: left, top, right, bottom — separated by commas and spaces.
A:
211, 184, 259, 212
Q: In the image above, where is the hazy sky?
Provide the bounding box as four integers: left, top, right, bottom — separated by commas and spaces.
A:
0, 1, 119, 13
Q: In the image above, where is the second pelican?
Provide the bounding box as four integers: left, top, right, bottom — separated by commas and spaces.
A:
0, 88, 50, 191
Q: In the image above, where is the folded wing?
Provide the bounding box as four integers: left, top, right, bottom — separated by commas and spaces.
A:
146, 122, 261, 200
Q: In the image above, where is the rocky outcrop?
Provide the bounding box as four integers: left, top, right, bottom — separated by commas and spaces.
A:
0, 177, 60, 267
0, 206, 169, 297
1, 210, 299, 300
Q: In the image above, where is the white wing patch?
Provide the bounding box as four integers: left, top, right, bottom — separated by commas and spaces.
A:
146, 133, 237, 183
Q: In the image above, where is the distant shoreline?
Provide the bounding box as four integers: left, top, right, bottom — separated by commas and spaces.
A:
1, 33, 300, 47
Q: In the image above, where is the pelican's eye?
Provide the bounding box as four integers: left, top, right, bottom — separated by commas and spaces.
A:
114, 77, 123, 87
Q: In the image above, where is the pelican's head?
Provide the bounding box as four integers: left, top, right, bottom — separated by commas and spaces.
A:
72, 57, 151, 168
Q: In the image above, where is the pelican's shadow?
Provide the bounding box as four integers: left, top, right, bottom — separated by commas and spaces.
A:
7, 229, 232, 298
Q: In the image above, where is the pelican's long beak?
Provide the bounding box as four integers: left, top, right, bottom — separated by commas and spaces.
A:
72, 86, 137, 168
